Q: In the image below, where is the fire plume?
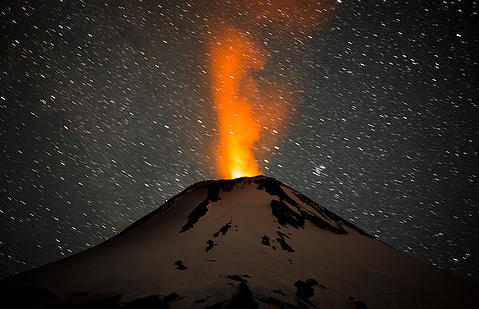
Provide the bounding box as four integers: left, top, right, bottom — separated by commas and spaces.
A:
209, 29, 268, 179
207, 1, 335, 179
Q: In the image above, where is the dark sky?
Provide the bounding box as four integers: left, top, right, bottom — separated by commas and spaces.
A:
1, 0, 478, 281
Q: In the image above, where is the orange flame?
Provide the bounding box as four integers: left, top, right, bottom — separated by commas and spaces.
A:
209, 29, 268, 179
207, 1, 336, 179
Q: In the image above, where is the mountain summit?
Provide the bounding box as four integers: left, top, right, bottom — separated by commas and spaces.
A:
1, 176, 477, 308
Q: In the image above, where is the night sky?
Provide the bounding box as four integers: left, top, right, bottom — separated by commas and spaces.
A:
1, 0, 478, 282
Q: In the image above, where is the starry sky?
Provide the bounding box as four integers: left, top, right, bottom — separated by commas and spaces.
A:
1, 0, 478, 281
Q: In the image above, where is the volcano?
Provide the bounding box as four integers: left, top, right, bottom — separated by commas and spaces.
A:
1, 176, 477, 308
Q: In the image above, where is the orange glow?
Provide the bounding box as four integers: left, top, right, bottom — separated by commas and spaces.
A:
209, 29, 267, 179
207, 1, 335, 179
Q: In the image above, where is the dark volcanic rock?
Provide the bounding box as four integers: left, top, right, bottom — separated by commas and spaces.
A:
119, 178, 232, 237
348, 297, 368, 309
205, 239, 215, 252
276, 231, 295, 252
293, 192, 373, 239
255, 176, 372, 237
207, 183, 222, 202
261, 235, 270, 246
276, 238, 295, 252
204, 282, 258, 309
181, 182, 233, 233
271, 200, 305, 228
164, 293, 181, 302
227, 274, 247, 283
294, 279, 318, 301
174, 260, 187, 270
213, 221, 232, 238
180, 200, 210, 233
225, 282, 258, 309
255, 177, 295, 204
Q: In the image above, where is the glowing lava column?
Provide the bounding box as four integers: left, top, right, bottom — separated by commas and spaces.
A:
209, 29, 268, 179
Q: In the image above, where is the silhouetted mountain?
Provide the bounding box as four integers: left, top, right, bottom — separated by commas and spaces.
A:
1, 176, 477, 308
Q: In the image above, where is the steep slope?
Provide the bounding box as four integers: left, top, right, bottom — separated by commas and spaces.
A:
1, 176, 477, 308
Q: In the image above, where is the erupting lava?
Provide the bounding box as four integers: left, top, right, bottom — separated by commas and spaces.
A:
209, 29, 268, 179
207, 1, 335, 179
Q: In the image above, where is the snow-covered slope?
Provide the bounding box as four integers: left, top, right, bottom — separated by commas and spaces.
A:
1, 176, 477, 308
